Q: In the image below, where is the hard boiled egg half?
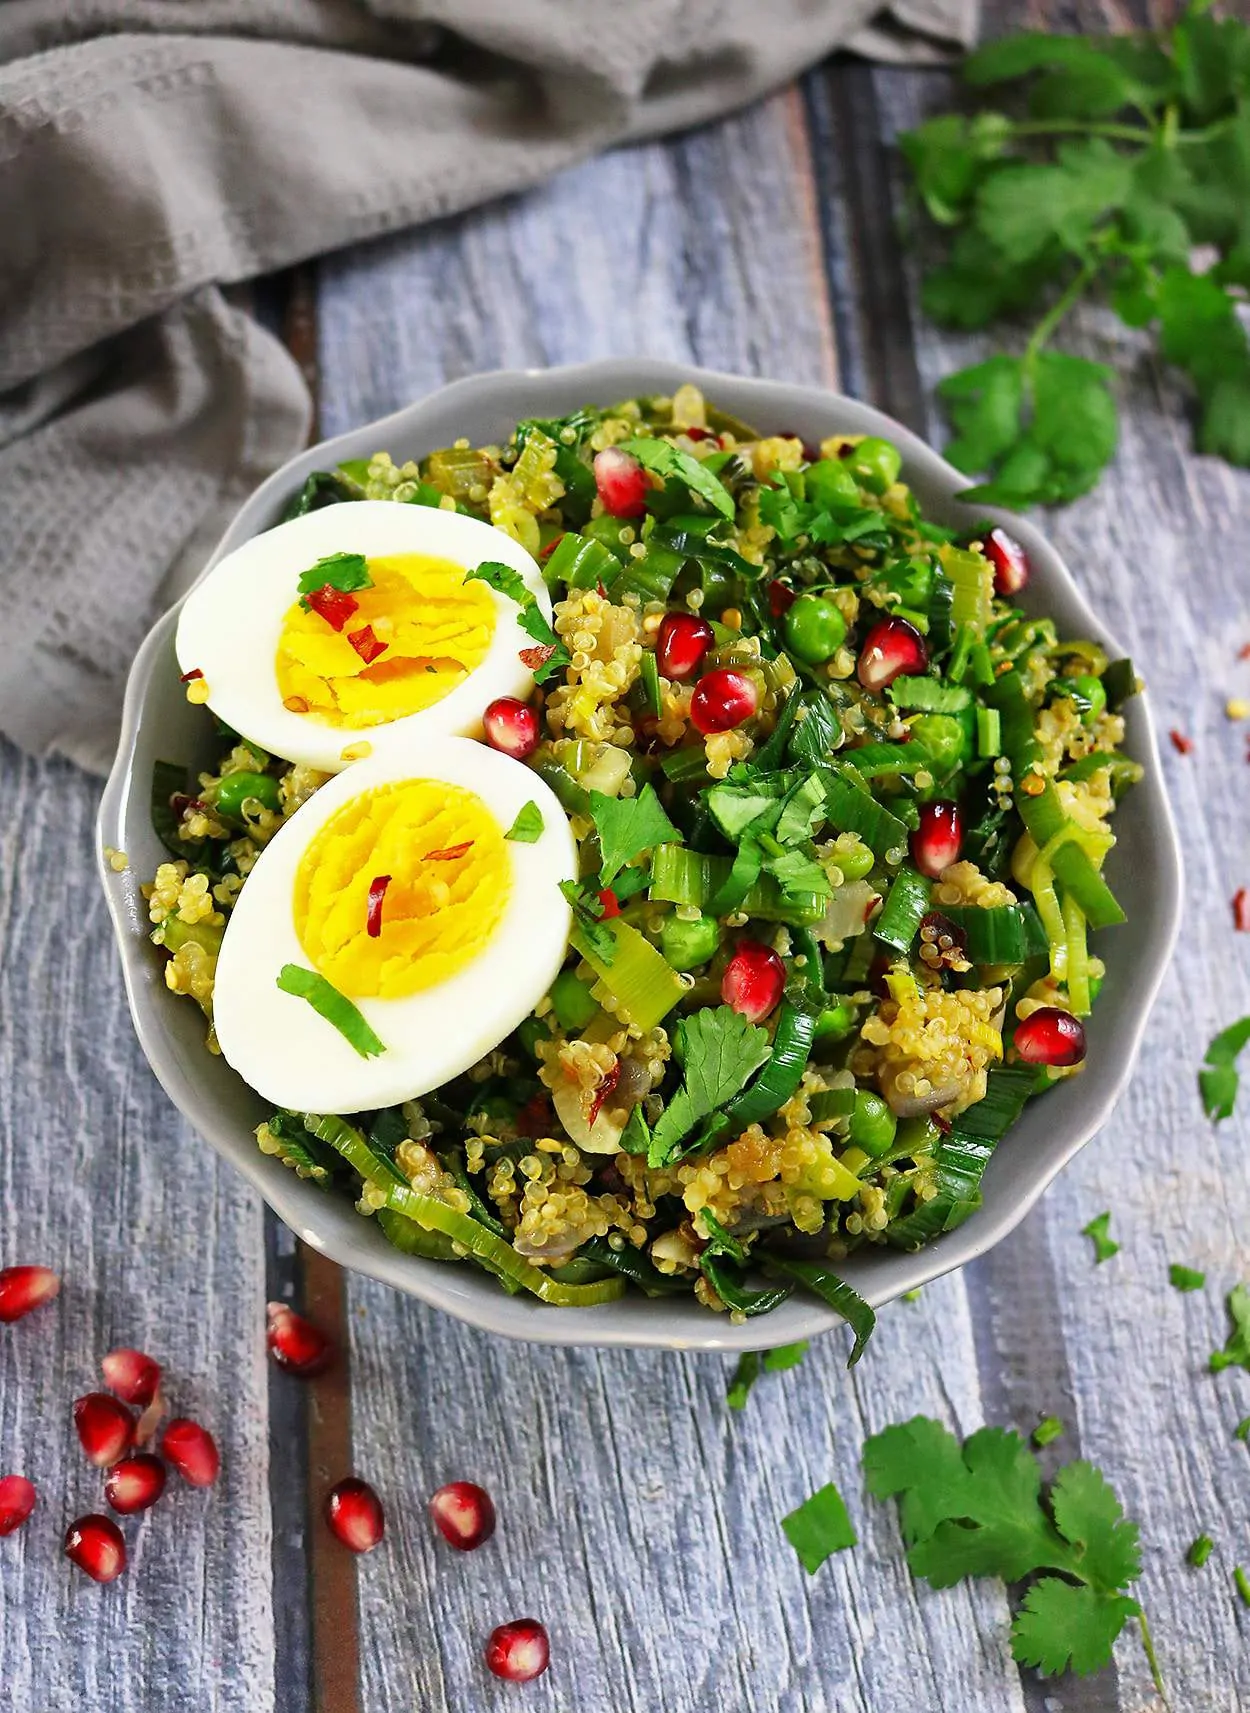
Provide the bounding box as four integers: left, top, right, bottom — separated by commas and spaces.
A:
212, 736, 577, 1114
176, 500, 550, 772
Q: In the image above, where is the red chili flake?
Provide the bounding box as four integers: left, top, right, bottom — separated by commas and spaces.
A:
539, 534, 565, 560
366, 874, 391, 938
597, 888, 620, 919
179, 667, 203, 683
305, 585, 359, 633
596, 579, 608, 600
347, 624, 386, 665
171, 794, 207, 818
1234, 889, 1250, 933
1169, 729, 1194, 755
933, 1110, 952, 1135
767, 580, 797, 619
1239, 643, 1250, 661
587, 1062, 621, 1128
425, 842, 474, 862
519, 644, 557, 671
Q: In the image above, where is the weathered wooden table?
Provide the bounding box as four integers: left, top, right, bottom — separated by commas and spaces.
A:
3, 11, 1249, 1712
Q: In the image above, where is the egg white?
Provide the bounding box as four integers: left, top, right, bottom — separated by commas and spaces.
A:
211, 736, 577, 1115
175, 501, 551, 772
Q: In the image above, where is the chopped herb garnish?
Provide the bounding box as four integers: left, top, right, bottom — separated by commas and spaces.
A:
1168, 1263, 1206, 1293
1234, 1418, 1250, 1444
1210, 1284, 1250, 1374
590, 784, 680, 886
620, 437, 735, 520
505, 801, 545, 843
558, 879, 616, 965
864, 1417, 1154, 1685
647, 1006, 772, 1168
275, 965, 385, 1059
1032, 1416, 1064, 1448
726, 1340, 811, 1411
1200, 1016, 1250, 1122
465, 560, 571, 683
1188, 1534, 1214, 1569
297, 551, 372, 598
765, 1341, 809, 1373
1082, 1211, 1119, 1264
781, 1482, 857, 1573
1236, 1567, 1250, 1609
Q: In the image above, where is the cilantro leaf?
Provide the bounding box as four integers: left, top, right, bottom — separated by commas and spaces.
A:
505, 801, 544, 843
1082, 1211, 1120, 1264
906, 1428, 1067, 1588
465, 560, 571, 683
589, 785, 679, 887
297, 551, 372, 599
974, 139, 1134, 265
1157, 269, 1250, 468
764, 1340, 809, 1372
1210, 1283, 1250, 1374
558, 879, 615, 965
862, 1417, 978, 1545
726, 1351, 760, 1411
619, 437, 735, 520
899, 112, 1011, 225
1011, 1580, 1141, 1678
647, 1006, 771, 1167
1049, 1460, 1141, 1589
1169, 1263, 1206, 1292
1199, 1014, 1250, 1120
781, 1482, 857, 1573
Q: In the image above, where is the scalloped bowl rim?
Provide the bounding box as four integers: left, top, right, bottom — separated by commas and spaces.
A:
97, 360, 1183, 1352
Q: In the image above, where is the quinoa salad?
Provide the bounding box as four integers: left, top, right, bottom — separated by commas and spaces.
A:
144, 384, 1142, 1347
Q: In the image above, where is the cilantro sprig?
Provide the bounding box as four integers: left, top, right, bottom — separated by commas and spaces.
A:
863, 1418, 1159, 1687
465, 560, 570, 683
1199, 1014, 1250, 1121
589, 785, 680, 887
902, 2, 1250, 506
646, 1006, 771, 1168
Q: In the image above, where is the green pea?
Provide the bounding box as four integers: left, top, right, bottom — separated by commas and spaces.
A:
805, 459, 861, 509
549, 969, 599, 1032
813, 1002, 857, 1043
882, 556, 934, 608
783, 594, 848, 665
847, 437, 903, 495
214, 770, 280, 822
908, 713, 968, 775
831, 834, 874, 883
1073, 674, 1107, 724
661, 913, 720, 972
848, 1089, 897, 1156
517, 1015, 551, 1059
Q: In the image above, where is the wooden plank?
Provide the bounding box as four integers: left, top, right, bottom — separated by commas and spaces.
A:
316, 88, 1024, 1713
0, 742, 275, 1711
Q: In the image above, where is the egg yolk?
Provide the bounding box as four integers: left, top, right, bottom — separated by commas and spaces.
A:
293, 779, 511, 1000
276, 554, 496, 729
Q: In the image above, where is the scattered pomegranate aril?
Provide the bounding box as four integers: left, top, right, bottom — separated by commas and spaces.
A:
162, 1418, 220, 1488
429, 1481, 497, 1552
689, 668, 758, 735
857, 617, 929, 694
104, 1454, 167, 1515
721, 940, 786, 1024
1234, 888, 1249, 933
485, 1618, 550, 1683
73, 1393, 136, 1469
767, 580, 798, 619
101, 1347, 161, 1407
656, 612, 714, 681
266, 1302, 334, 1377
1169, 728, 1193, 755
983, 527, 1030, 596
0, 1475, 36, 1536
0, 1265, 60, 1323
65, 1514, 126, 1584
325, 1477, 384, 1553
910, 800, 964, 879
482, 696, 539, 760
592, 447, 648, 517
1013, 1007, 1087, 1067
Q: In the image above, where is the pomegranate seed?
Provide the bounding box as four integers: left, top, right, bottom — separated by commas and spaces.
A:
592, 447, 648, 517
721, 940, 786, 1023
767, 580, 798, 618
266, 1302, 334, 1377
482, 696, 539, 760
101, 1347, 161, 1407
485, 1618, 550, 1683
1014, 1007, 1087, 1067
910, 800, 964, 879
104, 1453, 167, 1515
325, 1477, 384, 1553
983, 527, 1030, 596
656, 612, 714, 681
162, 1418, 220, 1488
0, 1475, 36, 1536
429, 1481, 497, 1551
65, 1514, 126, 1584
1234, 888, 1249, 933
857, 617, 929, 694
689, 668, 758, 735
1169, 728, 1193, 755
73, 1393, 136, 1469
0, 1265, 60, 1323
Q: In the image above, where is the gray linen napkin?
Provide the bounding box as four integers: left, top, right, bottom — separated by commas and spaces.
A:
0, 0, 977, 775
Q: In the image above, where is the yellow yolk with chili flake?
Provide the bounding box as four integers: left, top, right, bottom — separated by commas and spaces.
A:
293, 780, 511, 1000
275, 554, 496, 729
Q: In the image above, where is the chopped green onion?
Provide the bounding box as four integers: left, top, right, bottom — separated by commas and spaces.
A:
888, 676, 972, 713
874, 866, 932, 953
276, 965, 385, 1058
841, 741, 934, 779
505, 800, 544, 842
1235, 1417, 1250, 1443
763, 1258, 876, 1366
1236, 1567, 1250, 1608
1032, 1416, 1064, 1447
976, 705, 1001, 758
639, 650, 662, 718
1082, 1211, 1119, 1264
659, 745, 712, 784
819, 765, 909, 857
571, 917, 684, 1031
717, 1003, 817, 1131
543, 530, 620, 593
1188, 1534, 1214, 1568
939, 902, 1048, 965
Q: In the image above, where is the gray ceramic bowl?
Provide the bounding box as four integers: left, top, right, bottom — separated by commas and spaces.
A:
98, 360, 1182, 1352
